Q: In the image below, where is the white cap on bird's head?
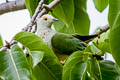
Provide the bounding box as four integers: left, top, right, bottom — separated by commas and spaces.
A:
36, 14, 58, 28
36, 14, 58, 23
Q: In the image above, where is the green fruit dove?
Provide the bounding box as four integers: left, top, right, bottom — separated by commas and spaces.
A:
36, 14, 97, 55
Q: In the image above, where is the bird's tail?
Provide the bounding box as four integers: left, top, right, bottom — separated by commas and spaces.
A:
72, 34, 98, 41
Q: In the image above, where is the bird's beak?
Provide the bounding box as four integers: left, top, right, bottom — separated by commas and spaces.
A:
53, 18, 58, 21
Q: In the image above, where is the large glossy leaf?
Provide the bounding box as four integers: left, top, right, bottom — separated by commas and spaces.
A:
53, 0, 74, 26
13, 32, 62, 80
0, 45, 31, 80
54, 0, 90, 35
0, 34, 3, 48
33, 62, 61, 80
109, 0, 120, 67
62, 51, 88, 80
25, 0, 40, 16
99, 60, 120, 80
93, 0, 108, 12
88, 59, 120, 80
73, 0, 90, 35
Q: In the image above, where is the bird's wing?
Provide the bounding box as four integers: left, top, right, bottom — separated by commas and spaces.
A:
51, 33, 87, 55
72, 34, 98, 41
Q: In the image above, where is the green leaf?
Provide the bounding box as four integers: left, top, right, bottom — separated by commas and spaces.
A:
108, 0, 120, 27
73, 0, 90, 35
0, 45, 31, 80
0, 34, 3, 48
87, 58, 102, 80
33, 63, 61, 80
93, 0, 108, 12
25, 0, 40, 16
109, 0, 120, 67
53, 0, 74, 26
30, 51, 44, 67
99, 60, 120, 80
13, 32, 62, 80
88, 59, 120, 80
54, 0, 90, 35
62, 51, 88, 80
53, 20, 74, 34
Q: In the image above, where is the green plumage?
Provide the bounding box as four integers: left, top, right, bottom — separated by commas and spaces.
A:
36, 14, 97, 56
51, 33, 87, 55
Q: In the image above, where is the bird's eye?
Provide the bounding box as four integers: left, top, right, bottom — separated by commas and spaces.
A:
44, 18, 47, 20
41, 16, 47, 21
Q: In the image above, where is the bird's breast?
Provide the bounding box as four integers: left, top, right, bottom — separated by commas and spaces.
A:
37, 29, 56, 47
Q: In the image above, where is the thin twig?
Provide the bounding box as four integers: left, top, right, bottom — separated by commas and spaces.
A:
4, 0, 62, 48
4, 0, 46, 48
22, 0, 46, 31
85, 24, 109, 43
3, 0, 109, 48
92, 24, 109, 35
23, 0, 62, 32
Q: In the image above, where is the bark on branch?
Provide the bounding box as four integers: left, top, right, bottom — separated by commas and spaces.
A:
92, 24, 109, 35
0, 0, 26, 15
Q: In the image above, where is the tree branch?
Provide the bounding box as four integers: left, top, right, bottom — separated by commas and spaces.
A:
23, 0, 46, 32
0, 0, 26, 15
23, 0, 62, 32
4, 0, 109, 48
85, 25, 109, 43
92, 24, 109, 35
4, 0, 62, 48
